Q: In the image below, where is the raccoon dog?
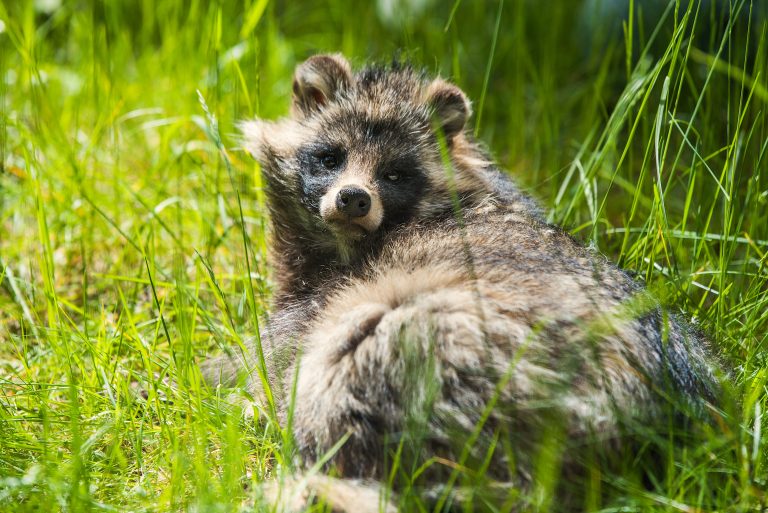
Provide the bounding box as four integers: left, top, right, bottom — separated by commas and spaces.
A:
232, 54, 719, 510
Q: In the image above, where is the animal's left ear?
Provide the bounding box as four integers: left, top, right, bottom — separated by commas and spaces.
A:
424, 79, 472, 140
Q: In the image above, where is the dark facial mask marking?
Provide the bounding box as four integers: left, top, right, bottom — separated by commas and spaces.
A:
376, 155, 429, 227
296, 143, 347, 213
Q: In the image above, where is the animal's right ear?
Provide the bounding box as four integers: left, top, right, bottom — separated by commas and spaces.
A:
291, 54, 352, 118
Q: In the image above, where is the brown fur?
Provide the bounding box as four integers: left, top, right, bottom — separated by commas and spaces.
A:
222, 54, 719, 511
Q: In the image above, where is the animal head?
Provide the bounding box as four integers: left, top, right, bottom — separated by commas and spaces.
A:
242, 54, 495, 263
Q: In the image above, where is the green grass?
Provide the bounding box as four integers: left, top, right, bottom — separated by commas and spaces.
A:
0, 0, 767, 511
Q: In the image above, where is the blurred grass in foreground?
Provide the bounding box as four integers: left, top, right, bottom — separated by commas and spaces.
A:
0, 0, 767, 511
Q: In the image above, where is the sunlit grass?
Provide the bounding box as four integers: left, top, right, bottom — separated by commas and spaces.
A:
0, 0, 766, 511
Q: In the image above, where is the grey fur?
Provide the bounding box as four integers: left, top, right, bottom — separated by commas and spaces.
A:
230, 54, 719, 510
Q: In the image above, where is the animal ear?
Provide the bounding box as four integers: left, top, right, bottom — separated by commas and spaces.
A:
424, 79, 472, 139
292, 54, 352, 117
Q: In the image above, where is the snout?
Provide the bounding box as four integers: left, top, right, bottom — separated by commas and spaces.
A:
336, 187, 371, 218
320, 183, 384, 237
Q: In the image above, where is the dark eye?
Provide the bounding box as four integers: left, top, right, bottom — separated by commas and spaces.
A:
320, 152, 340, 170
385, 173, 400, 182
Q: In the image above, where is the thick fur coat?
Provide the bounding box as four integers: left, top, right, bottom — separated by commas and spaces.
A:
225, 54, 718, 510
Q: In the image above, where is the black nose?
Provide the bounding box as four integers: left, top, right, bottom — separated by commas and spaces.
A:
336, 187, 371, 218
